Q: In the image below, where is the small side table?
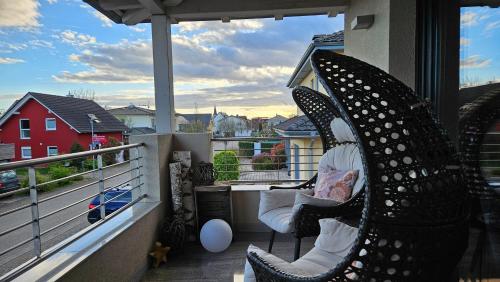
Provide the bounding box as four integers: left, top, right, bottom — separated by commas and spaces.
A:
194, 185, 233, 238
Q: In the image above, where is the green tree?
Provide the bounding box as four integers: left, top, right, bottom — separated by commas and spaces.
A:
102, 137, 121, 165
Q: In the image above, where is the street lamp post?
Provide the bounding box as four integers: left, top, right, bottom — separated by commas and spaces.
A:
88, 114, 101, 172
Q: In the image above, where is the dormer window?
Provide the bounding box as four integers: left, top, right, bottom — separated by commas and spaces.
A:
19, 119, 30, 139
46, 118, 56, 131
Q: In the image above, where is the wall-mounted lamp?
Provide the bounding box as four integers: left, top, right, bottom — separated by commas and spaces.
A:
351, 15, 375, 30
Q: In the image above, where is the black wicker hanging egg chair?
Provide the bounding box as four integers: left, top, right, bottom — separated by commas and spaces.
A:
248, 50, 469, 281
459, 87, 500, 226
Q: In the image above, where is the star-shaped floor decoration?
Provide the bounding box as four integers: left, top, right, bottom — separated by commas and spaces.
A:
149, 241, 171, 268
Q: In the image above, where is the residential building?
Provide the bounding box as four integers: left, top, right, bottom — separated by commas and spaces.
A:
288, 31, 344, 115
250, 117, 269, 132
176, 113, 213, 132
213, 112, 251, 137
267, 114, 287, 127
274, 115, 321, 181
108, 104, 156, 130
276, 31, 344, 179
0, 92, 127, 161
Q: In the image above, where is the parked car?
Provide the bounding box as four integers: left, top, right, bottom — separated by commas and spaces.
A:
87, 185, 132, 224
0, 170, 20, 194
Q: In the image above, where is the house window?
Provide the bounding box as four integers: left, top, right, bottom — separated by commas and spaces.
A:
47, 146, 58, 157
19, 119, 30, 139
21, 147, 32, 159
45, 118, 56, 131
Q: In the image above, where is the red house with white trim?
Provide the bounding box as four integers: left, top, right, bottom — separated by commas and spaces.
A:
0, 92, 128, 161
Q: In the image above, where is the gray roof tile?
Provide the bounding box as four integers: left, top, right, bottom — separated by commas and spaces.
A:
29, 92, 128, 133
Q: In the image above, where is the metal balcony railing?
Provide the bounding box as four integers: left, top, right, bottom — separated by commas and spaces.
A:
212, 136, 322, 184
0, 143, 145, 279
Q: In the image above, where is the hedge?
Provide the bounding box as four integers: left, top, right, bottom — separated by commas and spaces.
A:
214, 151, 240, 181
238, 141, 254, 157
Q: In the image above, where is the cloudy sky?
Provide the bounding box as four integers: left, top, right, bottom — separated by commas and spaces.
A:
0, 2, 498, 118
460, 7, 500, 87
0, 0, 343, 118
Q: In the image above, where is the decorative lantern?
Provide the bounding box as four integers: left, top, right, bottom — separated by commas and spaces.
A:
193, 161, 216, 186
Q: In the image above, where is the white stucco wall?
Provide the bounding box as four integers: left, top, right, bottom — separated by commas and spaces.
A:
344, 0, 416, 89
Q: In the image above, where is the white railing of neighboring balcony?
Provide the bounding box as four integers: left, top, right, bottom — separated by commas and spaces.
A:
0, 143, 144, 280
211, 136, 321, 184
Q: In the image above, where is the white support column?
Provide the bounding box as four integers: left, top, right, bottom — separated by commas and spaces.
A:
151, 14, 175, 133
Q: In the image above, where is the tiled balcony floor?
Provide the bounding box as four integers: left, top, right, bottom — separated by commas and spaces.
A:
142, 232, 315, 282
142, 227, 500, 282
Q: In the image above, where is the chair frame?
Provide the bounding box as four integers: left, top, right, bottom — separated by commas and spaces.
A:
249, 50, 469, 281
267, 87, 364, 260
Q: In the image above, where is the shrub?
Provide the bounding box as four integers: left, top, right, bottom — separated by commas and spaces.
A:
69, 141, 86, 168
238, 141, 254, 157
251, 153, 277, 170
214, 151, 240, 181
83, 158, 97, 171
270, 143, 287, 168
261, 142, 275, 153
48, 163, 73, 186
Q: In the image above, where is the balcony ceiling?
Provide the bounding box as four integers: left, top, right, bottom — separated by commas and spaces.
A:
83, 0, 348, 25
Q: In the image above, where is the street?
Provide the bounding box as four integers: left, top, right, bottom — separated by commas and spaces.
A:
0, 163, 131, 276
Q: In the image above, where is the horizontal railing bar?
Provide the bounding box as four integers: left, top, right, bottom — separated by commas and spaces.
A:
217, 169, 316, 173
0, 187, 30, 199
215, 155, 323, 158
225, 180, 309, 183
38, 180, 99, 204
0, 237, 34, 257
102, 166, 142, 182
101, 156, 141, 170
37, 169, 97, 188
38, 193, 99, 221
83, 193, 146, 227
102, 183, 143, 205
40, 184, 144, 236
0, 220, 34, 237
217, 163, 316, 166
213, 148, 323, 151
38, 157, 141, 188
0, 203, 32, 218
0, 143, 143, 171
39, 175, 143, 221
104, 175, 142, 192
212, 136, 319, 141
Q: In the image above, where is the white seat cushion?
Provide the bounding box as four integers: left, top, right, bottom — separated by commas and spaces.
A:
291, 247, 344, 275
330, 118, 356, 143
314, 218, 358, 256
243, 219, 358, 281
258, 189, 298, 217
258, 207, 294, 233
244, 245, 313, 282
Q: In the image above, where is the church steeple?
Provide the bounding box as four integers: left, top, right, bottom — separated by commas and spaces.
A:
213, 105, 217, 116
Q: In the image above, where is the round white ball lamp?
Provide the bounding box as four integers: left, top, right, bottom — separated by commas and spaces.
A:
200, 219, 232, 253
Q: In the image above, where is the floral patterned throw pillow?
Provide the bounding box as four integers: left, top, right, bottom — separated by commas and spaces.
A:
314, 169, 359, 202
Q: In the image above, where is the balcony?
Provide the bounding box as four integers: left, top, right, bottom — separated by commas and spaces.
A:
1, 0, 499, 281
0, 130, 497, 281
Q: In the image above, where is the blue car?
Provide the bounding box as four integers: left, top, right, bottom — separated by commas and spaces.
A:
87, 186, 132, 224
